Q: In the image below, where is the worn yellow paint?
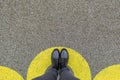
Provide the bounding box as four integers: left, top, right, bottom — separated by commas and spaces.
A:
0, 66, 24, 80
94, 64, 120, 80
1, 47, 120, 80
27, 47, 91, 80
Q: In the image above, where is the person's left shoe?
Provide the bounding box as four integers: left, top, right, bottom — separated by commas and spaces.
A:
51, 49, 59, 70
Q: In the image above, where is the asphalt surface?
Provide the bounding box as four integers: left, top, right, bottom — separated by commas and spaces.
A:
0, 0, 120, 79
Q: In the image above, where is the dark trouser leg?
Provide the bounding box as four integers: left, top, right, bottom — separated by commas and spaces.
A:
60, 67, 79, 80
33, 68, 58, 80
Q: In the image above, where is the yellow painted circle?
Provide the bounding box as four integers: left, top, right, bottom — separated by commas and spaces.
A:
0, 66, 24, 80
94, 64, 120, 80
27, 47, 91, 80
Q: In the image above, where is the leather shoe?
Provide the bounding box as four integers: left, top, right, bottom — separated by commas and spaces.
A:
51, 49, 59, 70
60, 48, 69, 69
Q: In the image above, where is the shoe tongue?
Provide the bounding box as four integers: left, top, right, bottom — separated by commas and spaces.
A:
60, 59, 67, 68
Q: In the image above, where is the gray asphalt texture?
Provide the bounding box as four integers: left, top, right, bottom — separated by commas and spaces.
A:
0, 0, 120, 79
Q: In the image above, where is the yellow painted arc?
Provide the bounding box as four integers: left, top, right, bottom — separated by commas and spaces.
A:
0, 66, 24, 80
94, 64, 120, 80
27, 47, 91, 80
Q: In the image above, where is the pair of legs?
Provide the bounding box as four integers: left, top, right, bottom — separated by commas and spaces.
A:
33, 49, 79, 80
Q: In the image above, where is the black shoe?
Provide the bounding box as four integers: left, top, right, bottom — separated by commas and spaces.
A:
51, 49, 59, 70
60, 48, 69, 69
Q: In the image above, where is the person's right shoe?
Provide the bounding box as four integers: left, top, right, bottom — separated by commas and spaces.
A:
60, 48, 69, 69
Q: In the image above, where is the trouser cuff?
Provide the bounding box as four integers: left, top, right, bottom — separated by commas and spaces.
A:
59, 67, 70, 74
